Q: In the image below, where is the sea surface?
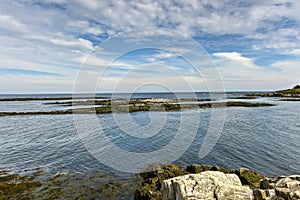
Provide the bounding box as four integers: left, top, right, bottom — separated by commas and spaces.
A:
0, 92, 299, 198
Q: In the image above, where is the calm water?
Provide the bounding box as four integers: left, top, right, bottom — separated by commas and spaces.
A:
0, 92, 299, 197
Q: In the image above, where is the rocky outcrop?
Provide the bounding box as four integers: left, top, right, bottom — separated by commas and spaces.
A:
259, 92, 300, 97
134, 164, 300, 200
134, 164, 188, 200
134, 164, 263, 200
161, 173, 300, 200
238, 168, 265, 188
161, 171, 253, 200
253, 176, 300, 200
249, 85, 300, 98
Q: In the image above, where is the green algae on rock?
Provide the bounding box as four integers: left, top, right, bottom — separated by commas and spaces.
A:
238, 168, 265, 189
0, 168, 140, 200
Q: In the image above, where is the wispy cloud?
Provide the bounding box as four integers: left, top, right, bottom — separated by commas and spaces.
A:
0, 68, 63, 76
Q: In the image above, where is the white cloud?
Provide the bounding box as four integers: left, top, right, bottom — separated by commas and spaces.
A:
213, 52, 261, 70
213, 52, 250, 61
287, 49, 300, 55
251, 28, 300, 51
0, 14, 28, 33
74, 0, 101, 10
210, 51, 300, 90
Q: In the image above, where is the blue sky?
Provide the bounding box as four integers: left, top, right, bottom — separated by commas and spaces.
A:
0, 0, 300, 93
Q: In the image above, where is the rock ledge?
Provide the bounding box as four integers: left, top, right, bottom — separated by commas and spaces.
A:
162, 171, 253, 200
134, 164, 300, 200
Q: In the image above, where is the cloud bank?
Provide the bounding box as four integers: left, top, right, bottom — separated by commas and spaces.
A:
0, 0, 299, 92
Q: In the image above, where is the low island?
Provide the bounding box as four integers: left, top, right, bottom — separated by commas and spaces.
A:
0, 98, 275, 116
249, 85, 300, 98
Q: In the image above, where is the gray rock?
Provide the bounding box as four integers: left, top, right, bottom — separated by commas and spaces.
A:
253, 189, 267, 200
275, 188, 292, 199
290, 190, 300, 199
266, 189, 276, 198
286, 180, 300, 190
275, 177, 292, 188
288, 175, 300, 181
161, 171, 253, 200
215, 185, 253, 200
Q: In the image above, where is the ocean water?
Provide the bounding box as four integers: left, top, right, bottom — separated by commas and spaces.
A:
0, 92, 299, 198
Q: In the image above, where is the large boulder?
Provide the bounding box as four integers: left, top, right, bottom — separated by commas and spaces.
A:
161, 171, 253, 200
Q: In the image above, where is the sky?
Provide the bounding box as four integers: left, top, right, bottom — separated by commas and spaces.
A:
0, 0, 300, 93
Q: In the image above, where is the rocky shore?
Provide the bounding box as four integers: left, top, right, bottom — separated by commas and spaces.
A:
248, 85, 300, 98
135, 164, 300, 200
0, 98, 275, 116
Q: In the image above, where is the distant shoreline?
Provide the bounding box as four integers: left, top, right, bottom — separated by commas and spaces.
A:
0, 91, 270, 98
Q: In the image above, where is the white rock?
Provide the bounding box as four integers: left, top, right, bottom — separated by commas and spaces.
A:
275, 177, 292, 188
216, 184, 253, 200
161, 171, 253, 200
286, 180, 300, 190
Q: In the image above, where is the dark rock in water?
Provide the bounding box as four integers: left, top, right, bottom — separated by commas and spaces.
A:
238, 168, 265, 188
279, 98, 300, 101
